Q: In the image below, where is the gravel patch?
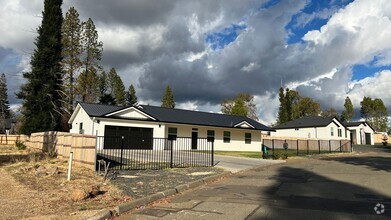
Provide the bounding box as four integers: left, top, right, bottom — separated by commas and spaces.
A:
110, 167, 225, 198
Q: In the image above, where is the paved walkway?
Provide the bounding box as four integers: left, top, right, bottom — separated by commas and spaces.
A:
117, 146, 391, 219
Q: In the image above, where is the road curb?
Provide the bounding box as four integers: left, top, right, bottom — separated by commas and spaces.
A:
85, 209, 112, 220
86, 171, 231, 219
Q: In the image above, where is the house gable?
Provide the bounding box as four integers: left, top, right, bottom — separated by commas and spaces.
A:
105, 107, 156, 120
68, 104, 82, 124
234, 121, 255, 129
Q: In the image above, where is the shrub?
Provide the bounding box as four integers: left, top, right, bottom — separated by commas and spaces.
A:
15, 140, 27, 150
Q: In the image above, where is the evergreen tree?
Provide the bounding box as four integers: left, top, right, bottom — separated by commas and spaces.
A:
107, 68, 126, 105
97, 70, 115, 104
16, 0, 63, 135
161, 85, 175, 108
277, 87, 287, 124
0, 74, 10, 118
61, 6, 82, 115
77, 18, 103, 102
231, 97, 248, 116
341, 96, 354, 122
126, 84, 138, 106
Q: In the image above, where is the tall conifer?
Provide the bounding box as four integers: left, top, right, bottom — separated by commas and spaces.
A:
17, 0, 63, 134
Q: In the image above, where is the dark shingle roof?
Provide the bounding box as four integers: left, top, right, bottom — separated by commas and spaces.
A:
343, 121, 374, 131
273, 116, 338, 129
78, 102, 274, 131
140, 105, 273, 131
343, 121, 365, 127
79, 102, 124, 116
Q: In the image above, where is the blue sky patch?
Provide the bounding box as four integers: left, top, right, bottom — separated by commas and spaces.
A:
352, 63, 391, 81
205, 24, 246, 50
285, 0, 353, 44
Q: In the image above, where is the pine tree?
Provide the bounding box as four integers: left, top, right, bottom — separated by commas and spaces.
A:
97, 70, 115, 104
126, 84, 138, 106
341, 96, 354, 122
61, 7, 82, 115
16, 0, 63, 135
77, 18, 103, 102
161, 85, 175, 108
107, 68, 126, 105
0, 74, 10, 118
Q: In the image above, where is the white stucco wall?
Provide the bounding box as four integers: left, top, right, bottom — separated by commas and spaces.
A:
69, 105, 263, 152
347, 124, 374, 145
69, 107, 93, 135
164, 123, 263, 152
272, 118, 348, 140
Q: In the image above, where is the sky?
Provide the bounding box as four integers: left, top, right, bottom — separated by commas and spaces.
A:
1, 0, 391, 125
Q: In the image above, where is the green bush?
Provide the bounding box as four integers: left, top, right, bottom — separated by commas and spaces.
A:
15, 140, 27, 150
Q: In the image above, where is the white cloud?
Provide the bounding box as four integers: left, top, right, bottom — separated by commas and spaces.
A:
348, 70, 391, 107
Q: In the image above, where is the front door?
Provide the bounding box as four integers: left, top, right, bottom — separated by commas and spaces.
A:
365, 133, 371, 145
192, 131, 198, 150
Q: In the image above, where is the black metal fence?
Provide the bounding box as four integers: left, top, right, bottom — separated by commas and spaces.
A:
262, 138, 352, 159
95, 136, 214, 170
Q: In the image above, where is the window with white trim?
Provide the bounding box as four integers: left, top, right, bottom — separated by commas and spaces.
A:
245, 133, 251, 144
223, 131, 230, 143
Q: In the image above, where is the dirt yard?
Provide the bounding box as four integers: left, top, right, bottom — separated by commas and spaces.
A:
0, 145, 128, 220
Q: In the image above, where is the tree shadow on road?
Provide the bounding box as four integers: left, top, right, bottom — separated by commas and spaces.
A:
248, 165, 391, 219
321, 156, 391, 172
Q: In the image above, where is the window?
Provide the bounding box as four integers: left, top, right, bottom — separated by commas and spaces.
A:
245, 133, 251, 144
345, 130, 347, 138
207, 130, 215, 142
168, 127, 177, 140
223, 131, 230, 143
79, 123, 84, 134
330, 127, 334, 136
338, 129, 342, 137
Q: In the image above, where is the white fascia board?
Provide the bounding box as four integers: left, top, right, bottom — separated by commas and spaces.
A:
68, 104, 81, 124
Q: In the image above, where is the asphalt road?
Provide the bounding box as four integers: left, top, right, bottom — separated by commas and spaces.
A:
117, 145, 391, 219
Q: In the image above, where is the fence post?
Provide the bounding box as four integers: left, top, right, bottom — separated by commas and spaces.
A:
170, 139, 174, 168
297, 139, 299, 156
94, 136, 98, 173
272, 139, 275, 160
211, 140, 214, 166
307, 140, 309, 155
120, 136, 124, 170
318, 140, 321, 154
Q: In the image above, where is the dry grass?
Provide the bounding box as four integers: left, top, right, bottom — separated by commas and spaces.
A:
0, 145, 128, 220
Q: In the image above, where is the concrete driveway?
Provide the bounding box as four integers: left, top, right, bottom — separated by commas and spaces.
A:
214, 154, 284, 173
117, 145, 391, 219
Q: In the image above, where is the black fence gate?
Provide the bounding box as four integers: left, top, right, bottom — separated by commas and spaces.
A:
95, 136, 214, 170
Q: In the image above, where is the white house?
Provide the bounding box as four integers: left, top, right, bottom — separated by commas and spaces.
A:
271, 116, 349, 140
68, 103, 274, 152
343, 121, 374, 145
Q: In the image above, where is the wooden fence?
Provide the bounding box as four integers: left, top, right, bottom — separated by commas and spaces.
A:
374, 133, 390, 144
25, 132, 96, 170
0, 134, 29, 145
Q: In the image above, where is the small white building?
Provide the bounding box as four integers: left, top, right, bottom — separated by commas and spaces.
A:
271, 116, 349, 140
68, 103, 274, 152
343, 121, 374, 145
